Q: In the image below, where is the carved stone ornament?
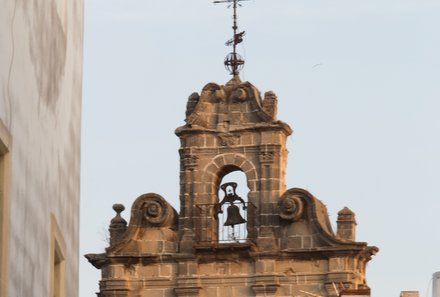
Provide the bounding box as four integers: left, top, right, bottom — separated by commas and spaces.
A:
218, 133, 240, 146
279, 194, 304, 221
230, 87, 247, 102
143, 197, 170, 226
259, 151, 275, 163
185, 92, 200, 118
185, 112, 208, 128
262, 91, 278, 119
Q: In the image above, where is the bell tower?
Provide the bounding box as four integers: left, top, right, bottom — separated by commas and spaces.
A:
176, 77, 292, 253
86, 1, 378, 296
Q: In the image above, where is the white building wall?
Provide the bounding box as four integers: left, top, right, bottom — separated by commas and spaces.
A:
0, 0, 83, 296
433, 272, 440, 297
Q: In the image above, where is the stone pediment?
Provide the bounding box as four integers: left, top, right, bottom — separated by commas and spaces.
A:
176, 77, 292, 136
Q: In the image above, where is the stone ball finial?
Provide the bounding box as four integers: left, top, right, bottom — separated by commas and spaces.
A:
112, 203, 124, 216
109, 203, 127, 246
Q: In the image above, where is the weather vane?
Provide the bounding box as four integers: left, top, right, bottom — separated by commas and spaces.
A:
214, 0, 249, 76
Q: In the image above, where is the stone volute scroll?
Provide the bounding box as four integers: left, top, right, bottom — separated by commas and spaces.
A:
279, 190, 304, 222
138, 193, 178, 229
106, 193, 179, 255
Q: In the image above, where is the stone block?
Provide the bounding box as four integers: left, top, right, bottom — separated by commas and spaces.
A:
231, 154, 244, 166
138, 265, 159, 278
186, 136, 204, 147
214, 157, 225, 168
261, 131, 275, 144
329, 258, 346, 271
198, 263, 216, 276
400, 291, 420, 297
224, 154, 236, 165
303, 236, 312, 249
260, 203, 274, 214
163, 289, 176, 297
159, 264, 173, 277
230, 102, 243, 112
205, 135, 217, 147
240, 133, 254, 146
260, 214, 271, 226
204, 287, 218, 297
257, 237, 277, 251
241, 161, 254, 173
217, 286, 232, 296
229, 262, 251, 275
293, 261, 313, 273
286, 236, 302, 249
232, 286, 251, 297
230, 112, 242, 124
241, 111, 253, 124
139, 289, 165, 297
268, 180, 281, 191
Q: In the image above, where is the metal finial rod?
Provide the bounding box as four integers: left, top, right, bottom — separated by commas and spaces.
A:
214, 0, 249, 76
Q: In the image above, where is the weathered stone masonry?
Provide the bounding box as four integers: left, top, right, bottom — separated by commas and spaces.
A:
86, 76, 378, 297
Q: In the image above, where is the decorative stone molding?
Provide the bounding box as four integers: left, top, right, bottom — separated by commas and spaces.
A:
230, 87, 247, 102
174, 287, 202, 297
182, 154, 198, 170
84, 253, 108, 269
251, 284, 280, 296
279, 193, 304, 221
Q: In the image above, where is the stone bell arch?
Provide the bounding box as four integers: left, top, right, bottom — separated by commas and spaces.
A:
200, 155, 258, 244
175, 78, 292, 252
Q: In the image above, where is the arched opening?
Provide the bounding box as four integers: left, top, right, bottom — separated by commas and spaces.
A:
217, 170, 249, 243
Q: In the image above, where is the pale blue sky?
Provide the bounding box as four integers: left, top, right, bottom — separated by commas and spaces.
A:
81, 1, 440, 296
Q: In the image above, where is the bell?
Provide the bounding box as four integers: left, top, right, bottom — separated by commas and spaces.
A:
224, 204, 246, 226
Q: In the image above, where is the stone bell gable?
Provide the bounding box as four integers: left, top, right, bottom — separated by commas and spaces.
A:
86, 77, 378, 297
175, 77, 293, 253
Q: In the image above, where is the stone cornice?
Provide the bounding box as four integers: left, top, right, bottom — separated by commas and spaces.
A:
85, 244, 378, 269
175, 121, 293, 137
